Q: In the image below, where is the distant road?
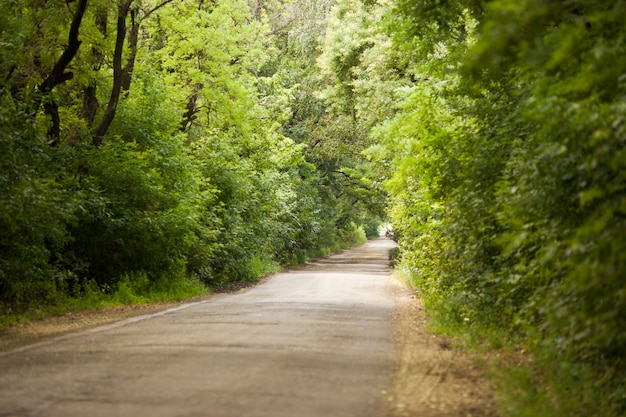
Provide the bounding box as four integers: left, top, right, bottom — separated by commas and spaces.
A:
0, 238, 397, 417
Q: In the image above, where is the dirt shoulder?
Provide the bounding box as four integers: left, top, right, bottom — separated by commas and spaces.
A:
387, 277, 499, 417
0, 298, 203, 352
0, 278, 272, 353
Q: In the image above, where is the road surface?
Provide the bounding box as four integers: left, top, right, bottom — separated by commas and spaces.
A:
0, 237, 397, 417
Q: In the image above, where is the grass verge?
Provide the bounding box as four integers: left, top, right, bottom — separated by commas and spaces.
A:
0, 232, 371, 332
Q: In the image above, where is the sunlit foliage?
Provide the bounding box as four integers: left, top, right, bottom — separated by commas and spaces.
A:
0, 0, 378, 320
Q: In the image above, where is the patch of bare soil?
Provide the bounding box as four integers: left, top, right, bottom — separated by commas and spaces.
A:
0, 294, 215, 352
388, 277, 499, 417
0, 277, 275, 353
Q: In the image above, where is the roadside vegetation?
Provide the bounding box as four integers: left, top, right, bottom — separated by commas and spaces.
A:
1, 0, 624, 416
365, 1, 625, 416
0, 0, 378, 328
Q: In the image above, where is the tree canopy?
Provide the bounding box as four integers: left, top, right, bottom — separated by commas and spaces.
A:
0, 0, 380, 314
360, 0, 625, 415
1, 0, 624, 415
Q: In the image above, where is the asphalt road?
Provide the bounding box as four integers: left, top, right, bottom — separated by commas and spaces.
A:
0, 237, 397, 417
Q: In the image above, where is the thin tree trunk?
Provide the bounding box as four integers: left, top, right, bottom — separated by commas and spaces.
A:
92, 0, 176, 144
121, 7, 139, 93
93, 0, 133, 146
44, 100, 61, 144
180, 83, 203, 132
122, 0, 176, 93
81, 10, 107, 127
80, 85, 99, 126
34, 0, 88, 144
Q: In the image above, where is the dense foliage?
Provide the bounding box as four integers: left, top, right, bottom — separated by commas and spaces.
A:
0, 0, 379, 320
2, 0, 624, 414
332, 0, 624, 415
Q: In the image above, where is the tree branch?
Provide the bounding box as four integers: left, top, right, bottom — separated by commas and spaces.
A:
38, 0, 87, 96
146, 0, 177, 17
264, 17, 296, 37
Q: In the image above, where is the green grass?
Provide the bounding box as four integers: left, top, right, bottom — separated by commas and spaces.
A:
0, 237, 373, 331
0, 271, 209, 331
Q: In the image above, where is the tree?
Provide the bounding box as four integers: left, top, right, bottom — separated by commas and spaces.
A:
366, 0, 626, 415
0, 0, 340, 312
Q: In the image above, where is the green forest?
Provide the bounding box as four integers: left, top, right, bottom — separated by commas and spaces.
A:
1, 0, 624, 415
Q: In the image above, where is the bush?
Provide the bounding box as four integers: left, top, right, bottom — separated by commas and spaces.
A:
0, 98, 80, 310
339, 222, 367, 247
374, 1, 626, 415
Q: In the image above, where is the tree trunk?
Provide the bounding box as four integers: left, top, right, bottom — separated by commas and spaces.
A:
37, 0, 87, 97
180, 83, 203, 132
121, 7, 139, 93
81, 9, 107, 127
80, 85, 100, 126
43, 100, 61, 145
33, 0, 88, 144
93, 0, 133, 146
